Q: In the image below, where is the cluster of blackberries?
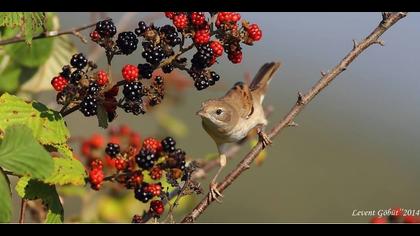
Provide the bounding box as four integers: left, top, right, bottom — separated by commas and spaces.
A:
189, 70, 220, 90
91, 19, 138, 57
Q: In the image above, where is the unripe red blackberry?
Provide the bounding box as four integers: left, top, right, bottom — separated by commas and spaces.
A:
173, 14, 188, 30
122, 64, 139, 82
51, 76, 68, 92
150, 200, 164, 216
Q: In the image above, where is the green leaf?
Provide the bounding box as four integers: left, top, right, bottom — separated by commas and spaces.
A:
0, 59, 21, 93
45, 157, 86, 186
0, 125, 54, 179
0, 93, 70, 146
15, 178, 63, 223
0, 12, 46, 45
20, 36, 76, 93
0, 168, 12, 223
96, 104, 109, 129
4, 13, 53, 67
15, 175, 30, 198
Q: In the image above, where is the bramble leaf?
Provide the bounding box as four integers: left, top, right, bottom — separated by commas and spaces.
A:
0, 93, 70, 146
0, 168, 12, 223
0, 125, 54, 179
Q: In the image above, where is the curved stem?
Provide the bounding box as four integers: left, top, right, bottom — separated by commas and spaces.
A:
0, 18, 109, 46
181, 12, 408, 223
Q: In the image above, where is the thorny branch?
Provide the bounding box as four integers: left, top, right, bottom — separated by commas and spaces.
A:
139, 106, 274, 223
181, 12, 408, 223
0, 19, 109, 46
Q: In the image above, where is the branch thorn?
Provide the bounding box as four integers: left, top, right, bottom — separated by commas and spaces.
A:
352, 39, 358, 49
297, 92, 305, 105
288, 121, 299, 127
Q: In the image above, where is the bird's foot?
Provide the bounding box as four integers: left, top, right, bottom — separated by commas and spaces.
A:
208, 182, 223, 203
257, 128, 272, 148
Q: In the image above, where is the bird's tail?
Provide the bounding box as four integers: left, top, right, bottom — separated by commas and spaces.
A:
250, 62, 281, 100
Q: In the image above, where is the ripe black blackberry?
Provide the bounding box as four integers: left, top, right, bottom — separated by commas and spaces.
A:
79, 95, 97, 117
116, 31, 139, 55
134, 183, 153, 203
122, 100, 146, 115
138, 63, 153, 79
160, 25, 181, 46
70, 70, 83, 84
123, 81, 143, 101
141, 45, 166, 65
95, 19, 117, 38
135, 148, 157, 170
60, 65, 71, 79
161, 137, 176, 153
154, 76, 164, 85
210, 71, 220, 82
191, 44, 214, 70
87, 81, 100, 96
134, 21, 148, 36
70, 53, 88, 69
105, 143, 120, 157
162, 64, 174, 74
193, 74, 210, 90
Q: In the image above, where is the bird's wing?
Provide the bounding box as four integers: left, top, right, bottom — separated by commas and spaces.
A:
250, 62, 281, 103
223, 81, 254, 119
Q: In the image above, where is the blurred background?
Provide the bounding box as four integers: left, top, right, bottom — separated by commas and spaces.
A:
6, 12, 420, 223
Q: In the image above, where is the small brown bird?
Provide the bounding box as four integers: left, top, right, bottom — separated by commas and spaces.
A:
197, 62, 281, 202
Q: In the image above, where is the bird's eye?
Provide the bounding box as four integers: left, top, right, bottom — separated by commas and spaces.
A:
216, 109, 223, 115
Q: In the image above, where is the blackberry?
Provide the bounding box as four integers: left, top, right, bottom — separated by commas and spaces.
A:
134, 183, 153, 203
191, 44, 214, 70
210, 71, 220, 82
141, 45, 166, 65
79, 95, 97, 117
95, 19, 117, 38
161, 137, 176, 153
135, 148, 157, 170
138, 63, 153, 79
160, 25, 181, 46
70, 70, 83, 84
116, 31, 139, 55
193, 74, 210, 90
122, 100, 146, 115
162, 64, 174, 74
131, 215, 142, 223
134, 21, 148, 36
70, 53, 88, 69
123, 81, 143, 101
87, 81, 100, 96
154, 76, 164, 85
60, 65, 71, 79
105, 143, 120, 157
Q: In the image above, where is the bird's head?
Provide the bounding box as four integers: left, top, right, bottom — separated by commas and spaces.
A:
196, 99, 238, 131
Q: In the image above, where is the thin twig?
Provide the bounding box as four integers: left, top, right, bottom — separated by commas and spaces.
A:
0, 19, 108, 46
19, 199, 27, 224
181, 12, 408, 223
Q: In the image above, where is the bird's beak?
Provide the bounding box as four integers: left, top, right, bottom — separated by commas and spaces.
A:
196, 109, 206, 117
